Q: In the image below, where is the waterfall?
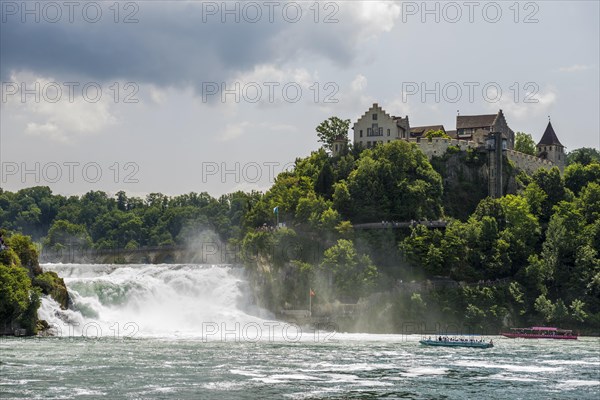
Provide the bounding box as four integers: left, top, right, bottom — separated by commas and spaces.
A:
39, 263, 274, 339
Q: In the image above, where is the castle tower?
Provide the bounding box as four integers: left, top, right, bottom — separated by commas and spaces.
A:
331, 135, 348, 157
537, 121, 565, 170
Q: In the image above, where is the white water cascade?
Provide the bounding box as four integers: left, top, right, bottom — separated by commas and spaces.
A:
39, 263, 275, 339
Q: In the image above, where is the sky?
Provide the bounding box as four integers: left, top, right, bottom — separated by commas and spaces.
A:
1, 0, 599, 198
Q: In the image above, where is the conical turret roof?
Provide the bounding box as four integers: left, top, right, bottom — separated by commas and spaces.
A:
537, 121, 563, 147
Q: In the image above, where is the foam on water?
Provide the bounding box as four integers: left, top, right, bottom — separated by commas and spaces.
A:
453, 360, 563, 373
39, 263, 275, 338
481, 374, 538, 382
557, 380, 600, 388
2, 331, 599, 399
401, 367, 448, 377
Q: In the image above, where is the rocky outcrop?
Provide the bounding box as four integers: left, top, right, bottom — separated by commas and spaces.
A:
0, 233, 70, 336
32, 271, 70, 310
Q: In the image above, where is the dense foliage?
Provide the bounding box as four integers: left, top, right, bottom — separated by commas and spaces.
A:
424, 129, 451, 140
566, 147, 600, 166
1, 136, 599, 333
0, 187, 261, 250
514, 132, 537, 156
316, 116, 351, 151
0, 234, 42, 334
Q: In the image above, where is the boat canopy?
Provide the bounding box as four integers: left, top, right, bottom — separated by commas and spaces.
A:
511, 326, 572, 333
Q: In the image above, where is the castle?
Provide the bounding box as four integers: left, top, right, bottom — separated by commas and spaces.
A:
336, 103, 565, 172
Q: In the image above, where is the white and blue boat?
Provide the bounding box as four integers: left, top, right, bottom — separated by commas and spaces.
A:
419, 337, 493, 349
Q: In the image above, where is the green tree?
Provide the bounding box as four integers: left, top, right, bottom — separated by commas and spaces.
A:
0, 263, 33, 329
320, 239, 378, 299
316, 117, 350, 151
531, 167, 567, 222
332, 181, 352, 217
314, 160, 335, 198
565, 163, 600, 195
567, 147, 600, 166
5, 233, 40, 271
345, 141, 443, 222
522, 182, 547, 218
552, 299, 569, 324
498, 195, 541, 271
0, 233, 47, 334
534, 294, 555, 322
45, 219, 92, 250
578, 182, 600, 224
424, 129, 450, 140
570, 299, 588, 322
400, 224, 444, 276
464, 304, 486, 325
508, 281, 526, 315
409, 293, 427, 318
440, 220, 479, 280
514, 132, 537, 155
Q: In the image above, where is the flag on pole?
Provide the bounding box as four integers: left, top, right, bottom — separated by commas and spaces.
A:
310, 289, 315, 297
273, 206, 279, 215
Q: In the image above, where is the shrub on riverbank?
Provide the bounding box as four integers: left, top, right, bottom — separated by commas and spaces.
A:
0, 233, 70, 335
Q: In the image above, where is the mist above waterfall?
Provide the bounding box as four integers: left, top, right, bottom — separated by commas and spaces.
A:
39, 263, 275, 338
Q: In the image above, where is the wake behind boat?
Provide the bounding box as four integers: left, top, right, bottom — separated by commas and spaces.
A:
501, 326, 578, 340
419, 336, 494, 349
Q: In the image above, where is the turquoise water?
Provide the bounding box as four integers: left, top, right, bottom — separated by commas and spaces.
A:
1, 264, 598, 399
1, 335, 599, 399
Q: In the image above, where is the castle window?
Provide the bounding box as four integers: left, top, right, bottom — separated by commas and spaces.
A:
367, 128, 372, 135
360, 130, 363, 137
387, 129, 390, 136
373, 113, 378, 120
379, 127, 383, 135
367, 141, 371, 147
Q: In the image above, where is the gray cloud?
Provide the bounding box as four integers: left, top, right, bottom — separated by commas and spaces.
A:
1, 2, 394, 90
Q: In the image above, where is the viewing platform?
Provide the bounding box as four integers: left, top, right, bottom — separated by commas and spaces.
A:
353, 220, 447, 230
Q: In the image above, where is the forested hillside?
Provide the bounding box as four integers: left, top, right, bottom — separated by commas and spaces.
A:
1, 143, 599, 332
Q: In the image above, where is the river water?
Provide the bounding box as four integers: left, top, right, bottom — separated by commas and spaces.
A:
1, 264, 598, 399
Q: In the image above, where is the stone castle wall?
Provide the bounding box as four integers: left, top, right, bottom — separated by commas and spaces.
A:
505, 149, 555, 174
408, 138, 479, 158
408, 138, 557, 174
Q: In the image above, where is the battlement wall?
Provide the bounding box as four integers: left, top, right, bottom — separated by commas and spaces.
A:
505, 149, 555, 174
409, 138, 478, 159
409, 138, 557, 174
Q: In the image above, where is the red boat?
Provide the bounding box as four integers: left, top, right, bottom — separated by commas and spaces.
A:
501, 326, 578, 340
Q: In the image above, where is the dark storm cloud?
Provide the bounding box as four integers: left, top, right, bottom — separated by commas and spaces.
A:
0, 1, 361, 89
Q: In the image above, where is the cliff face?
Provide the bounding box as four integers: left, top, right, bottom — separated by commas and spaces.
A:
19, 237, 71, 310
32, 272, 70, 310
430, 149, 519, 220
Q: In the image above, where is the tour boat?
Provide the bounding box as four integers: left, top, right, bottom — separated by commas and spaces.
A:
419, 338, 494, 349
500, 326, 578, 340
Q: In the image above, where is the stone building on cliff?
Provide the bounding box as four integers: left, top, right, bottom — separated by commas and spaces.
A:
455, 110, 515, 149
344, 103, 564, 174
537, 120, 565, 170
352, 103, 410, 149
352, 104, 516, 150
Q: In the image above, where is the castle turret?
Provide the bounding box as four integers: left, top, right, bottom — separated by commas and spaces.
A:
331, 135, 348, 157
537, 121, 565, 170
